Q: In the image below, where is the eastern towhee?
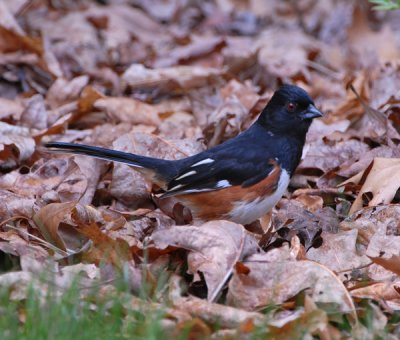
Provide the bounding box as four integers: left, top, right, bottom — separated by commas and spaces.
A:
45, 85, 322, 224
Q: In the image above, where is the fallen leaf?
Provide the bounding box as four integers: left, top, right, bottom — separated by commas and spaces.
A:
122, 63, 223, 92
293, 194, 323, 213
0, 122, 36, 169
31, 11, 102, 72
46, 75, 90, 108
173, 296, 266, 329
273, 200, 339, 249
307, 230, 370, 273
0, 25, 42, 54
342, 158, 400, 214
228, 258, 355, 314
0, 97, 24, 120
267, 309, 329, 340
151, 221, 260, 301
154, 35, 225, 68
351, 281, 400, 302
0, 190, 37, 220
300, 138, 370, 174
369, 255, 400, 277
20, 94, 48, 130
33, 201, 82, 252
94, 97, 161, 126
72, 212, 132, 267
340, 205, 400, 247
255, 28, 319, 78
348, 6, 400, 66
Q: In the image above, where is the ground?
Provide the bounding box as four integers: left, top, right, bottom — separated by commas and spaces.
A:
1, 0, 400, 338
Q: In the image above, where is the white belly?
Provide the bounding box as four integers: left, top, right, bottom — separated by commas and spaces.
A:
227, 170, 290, 225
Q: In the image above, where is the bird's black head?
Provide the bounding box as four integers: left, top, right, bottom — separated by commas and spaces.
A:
257, 85, 322, 138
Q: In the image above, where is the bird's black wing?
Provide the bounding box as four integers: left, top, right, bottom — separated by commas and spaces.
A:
162, 142, 277, 197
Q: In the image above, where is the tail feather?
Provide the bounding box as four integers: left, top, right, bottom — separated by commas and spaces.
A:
45, 142, 178, 186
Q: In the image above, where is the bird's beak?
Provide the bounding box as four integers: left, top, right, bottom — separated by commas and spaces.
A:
302, 104, 323, 120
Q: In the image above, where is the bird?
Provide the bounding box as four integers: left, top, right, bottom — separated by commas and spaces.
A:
45, 84, 322, 225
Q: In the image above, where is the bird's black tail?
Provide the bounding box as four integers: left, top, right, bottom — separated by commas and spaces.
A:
45, 142, 179, 185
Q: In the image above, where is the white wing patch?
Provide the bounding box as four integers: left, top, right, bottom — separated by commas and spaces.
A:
216, 180, 231, 188
168, 184, 184, 192
190, 158, 214, 167
175, 170, 197, 181
165, 178, 231, 196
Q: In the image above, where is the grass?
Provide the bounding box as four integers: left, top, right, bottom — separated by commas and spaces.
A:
1, 273, 397, 339
0, 256, 395, 339
369, 0, 400, 10
0, 278, 167, 340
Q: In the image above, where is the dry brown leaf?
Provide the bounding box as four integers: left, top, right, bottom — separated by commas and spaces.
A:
158, 111, 203, 141
94, 97, 161, 126
370, 64, 400, 110
342, 158, 400, 214
273, 200, 339, 248
340, 205, 400, 247
173, 296, 266, 329
33, 201, 82, 252
151, 221, 260, 301
307, 230, 370, 273
0, 122, 35, 169
0, 190, 37, 220
293, 194, 323, 213
154, 35, 225, 68
351, 281, 400, 303
0, 97, 24, 120
29, 11, 102, 72
300, 138, 370, 173
255, 28, 319, 78
77, 85, 105, 114
46, 76, 90, 109
0, 25, 42, 54
20, 94, 48, 130
348, 6, 400, 66
227, 258, 355, 314
71, 217, 132, 267
86, 4, 171, 47
367, 221, 400, 257
0, 2, 25, 34
122, 63, 223, 91
369, 255, 400, 277
0, 229, 49, 259
0, 158, 80, 200
337, 145, 397, 178
267, 309, 329, 340
340, 205, 400, 281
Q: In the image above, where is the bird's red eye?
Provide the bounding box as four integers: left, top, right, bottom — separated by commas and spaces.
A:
287, 102, 297, 112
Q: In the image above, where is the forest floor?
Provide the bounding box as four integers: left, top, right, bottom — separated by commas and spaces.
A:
1, 0, 400, 338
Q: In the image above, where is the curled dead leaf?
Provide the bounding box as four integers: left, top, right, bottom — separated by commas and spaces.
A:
341, 158, 400, 214
0, 122, 35, 169
307, 230, 370, 273
94, 97, 161, 126
228, 259, 356, 315
33, 201, 83, 253
151, 220, 260, 301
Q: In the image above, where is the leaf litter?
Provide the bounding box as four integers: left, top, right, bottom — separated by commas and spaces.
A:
1, 0, 400, 337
